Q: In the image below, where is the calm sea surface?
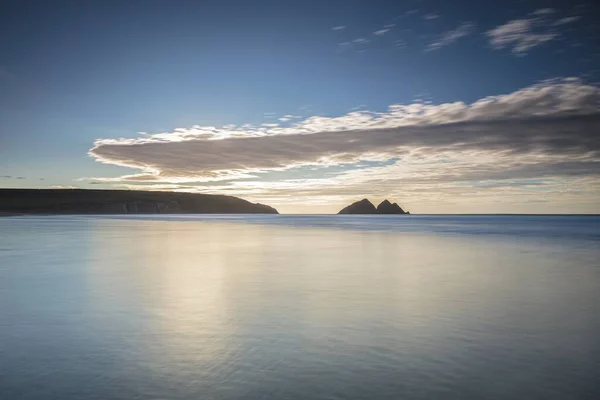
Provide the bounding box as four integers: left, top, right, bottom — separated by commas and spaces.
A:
1, 215, 599, 400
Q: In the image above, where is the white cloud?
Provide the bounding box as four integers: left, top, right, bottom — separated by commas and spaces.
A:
426, 22, 475, 51
283, 114, 301, 119
532, 8, 556, 16
394, 39, 407, 48
487, 11, 582, 55
278, 115, 301, 122
331, 26, 346, 31
352, 38, 370, 44
553, 16, 582, 26
424, 14, 440, 20
487, 18, 556, 55
373, 29, 390, 36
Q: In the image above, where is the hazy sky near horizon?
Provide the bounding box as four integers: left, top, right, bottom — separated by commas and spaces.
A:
1, 0, 600, 213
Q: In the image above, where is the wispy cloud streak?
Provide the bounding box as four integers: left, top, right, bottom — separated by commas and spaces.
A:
426, 22, 475, 51
487, 11, 582, 55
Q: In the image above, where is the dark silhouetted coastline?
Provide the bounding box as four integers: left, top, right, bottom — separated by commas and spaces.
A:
0, 189, 278, 215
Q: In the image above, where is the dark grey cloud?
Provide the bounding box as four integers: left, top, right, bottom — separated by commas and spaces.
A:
88, 79, 600, 202
91, 116, 600, 179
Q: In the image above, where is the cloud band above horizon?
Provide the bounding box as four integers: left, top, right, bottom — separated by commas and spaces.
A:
87, 79, 600, 213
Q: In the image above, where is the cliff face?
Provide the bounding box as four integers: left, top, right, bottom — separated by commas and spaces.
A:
338, 199, 408, 215
0, 189, 279, 214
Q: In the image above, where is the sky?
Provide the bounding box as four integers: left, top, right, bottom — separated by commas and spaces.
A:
1, 0, 599, 214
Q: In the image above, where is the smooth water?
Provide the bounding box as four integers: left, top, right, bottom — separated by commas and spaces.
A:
1, 215, 599, 400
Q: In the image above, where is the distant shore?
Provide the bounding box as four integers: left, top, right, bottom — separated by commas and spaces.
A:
0, 188, 279, 215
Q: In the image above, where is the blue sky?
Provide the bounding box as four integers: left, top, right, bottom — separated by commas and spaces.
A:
1, 0, 599, 213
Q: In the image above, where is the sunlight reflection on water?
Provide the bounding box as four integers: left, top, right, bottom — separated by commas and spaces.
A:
1, 215, 599, 399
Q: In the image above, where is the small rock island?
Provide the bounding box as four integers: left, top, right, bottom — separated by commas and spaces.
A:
376, 199, 407, 214
338, 199, 409, 215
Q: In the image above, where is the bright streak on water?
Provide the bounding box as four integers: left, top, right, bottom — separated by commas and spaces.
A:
1, 215, 599, 399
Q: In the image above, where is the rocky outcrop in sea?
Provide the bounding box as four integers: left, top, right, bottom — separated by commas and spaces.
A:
338, 199, 409, 215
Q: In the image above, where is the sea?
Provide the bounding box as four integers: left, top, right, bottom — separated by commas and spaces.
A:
1, 215, 599, 400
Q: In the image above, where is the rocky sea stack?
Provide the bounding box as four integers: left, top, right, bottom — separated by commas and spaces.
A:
338, 198, 378, 214
338, 199, 409, 215
376, 199, 406, 214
